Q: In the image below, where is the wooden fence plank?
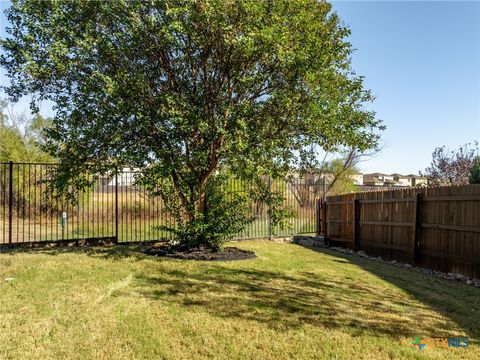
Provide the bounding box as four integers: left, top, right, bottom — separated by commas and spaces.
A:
359, 197, 414, 204
359, 221, 413, 227
421, 223, 480, 233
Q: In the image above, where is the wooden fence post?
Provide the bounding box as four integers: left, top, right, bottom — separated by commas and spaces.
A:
353, 198, 359, 252
324, 199, 328, 245
412, 192, 422, 265
316, 198, 321, 236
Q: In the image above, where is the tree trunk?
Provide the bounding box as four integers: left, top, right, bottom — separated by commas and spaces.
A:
196, 180, 208, 217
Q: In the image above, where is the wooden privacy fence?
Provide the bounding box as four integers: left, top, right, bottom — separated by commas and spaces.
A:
322, 185, 480, 279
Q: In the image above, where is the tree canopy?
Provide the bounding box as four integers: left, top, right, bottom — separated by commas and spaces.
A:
1, 0, 383, 248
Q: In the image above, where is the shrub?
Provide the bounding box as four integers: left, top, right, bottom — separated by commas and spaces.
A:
469, 157, 480, 184
153, 175, 254, 251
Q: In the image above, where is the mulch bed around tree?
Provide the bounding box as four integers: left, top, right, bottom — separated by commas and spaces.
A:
144, 243, 256, 261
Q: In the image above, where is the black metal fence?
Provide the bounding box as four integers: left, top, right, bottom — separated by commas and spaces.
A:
0, 162, 324, 245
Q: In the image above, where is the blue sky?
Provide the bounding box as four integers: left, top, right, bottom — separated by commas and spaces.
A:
1, 1, 479, 175
331, 1, 480, 174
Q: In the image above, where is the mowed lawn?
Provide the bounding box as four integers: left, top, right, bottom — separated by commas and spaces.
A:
0, 241, 479, 359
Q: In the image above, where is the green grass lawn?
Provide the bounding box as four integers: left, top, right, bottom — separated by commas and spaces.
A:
0, 241, 478, 359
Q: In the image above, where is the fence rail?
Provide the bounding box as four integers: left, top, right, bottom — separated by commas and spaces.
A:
323, 185, 480, 279
0, 162, 324, 245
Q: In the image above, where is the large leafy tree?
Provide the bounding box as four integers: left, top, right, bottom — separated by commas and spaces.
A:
1, 0, 383, 249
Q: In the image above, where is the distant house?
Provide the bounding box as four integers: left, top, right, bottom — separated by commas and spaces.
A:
361, 173, 427, 188
98, 168, 138, 187
351, 174, 364, 186
116, 169, 138, 186
391, 173, 410, 186
363, 173, 394, 186
405, 174, 428, 187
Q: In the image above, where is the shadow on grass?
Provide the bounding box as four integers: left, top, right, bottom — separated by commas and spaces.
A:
131, 248, 480, 341
4, 242, 479, 342
304, 246, 480, 341
0, 243, 150, 261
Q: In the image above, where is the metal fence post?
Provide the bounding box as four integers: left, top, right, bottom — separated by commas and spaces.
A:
268, 177, 272, 240
323, 176, 328, 245
8, 161, 13, 244
115, 167, 119, 244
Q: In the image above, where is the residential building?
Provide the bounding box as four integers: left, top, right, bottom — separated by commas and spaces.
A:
361, 173, 427, 188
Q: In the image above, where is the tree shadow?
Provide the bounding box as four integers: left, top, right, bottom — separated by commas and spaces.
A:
302, 246, 480, 341
131, 252, 479, 340
0, 243, 151, 261
4, 242, 479, 342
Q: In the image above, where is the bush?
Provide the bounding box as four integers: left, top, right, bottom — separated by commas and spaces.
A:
153, 176, 255, 251
469, 157, 480, 184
